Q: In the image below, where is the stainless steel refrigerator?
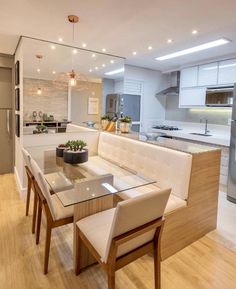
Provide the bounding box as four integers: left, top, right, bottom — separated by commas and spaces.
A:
0, 67, 13, 174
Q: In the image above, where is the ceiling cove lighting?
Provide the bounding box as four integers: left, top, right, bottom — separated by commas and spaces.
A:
156, 38, 230, 61
105, 68, 125, 75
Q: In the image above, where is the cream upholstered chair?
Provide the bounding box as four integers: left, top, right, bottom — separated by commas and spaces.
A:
30, 158, 74, 274
75, 188, 171, 289
22, 148, 38, 233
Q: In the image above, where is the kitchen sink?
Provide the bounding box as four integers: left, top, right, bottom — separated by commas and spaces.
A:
189, 133, 212, 137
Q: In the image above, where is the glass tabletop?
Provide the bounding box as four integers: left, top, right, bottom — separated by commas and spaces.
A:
26, 145, 157, 207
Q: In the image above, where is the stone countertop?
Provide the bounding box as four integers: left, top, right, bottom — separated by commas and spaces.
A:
108, 131, 220, 155
151, 121, 230, 147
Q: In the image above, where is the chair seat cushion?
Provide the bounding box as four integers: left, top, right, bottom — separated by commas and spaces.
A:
77, 208, 116, 262
51, 194, 74, 220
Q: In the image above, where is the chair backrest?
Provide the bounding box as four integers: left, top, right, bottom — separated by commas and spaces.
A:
30, 158, 57, 220
103, 188, 171, 263
22, 148, 33, 173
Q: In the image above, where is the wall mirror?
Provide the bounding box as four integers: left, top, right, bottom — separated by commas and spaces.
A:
21, 37, 125, 130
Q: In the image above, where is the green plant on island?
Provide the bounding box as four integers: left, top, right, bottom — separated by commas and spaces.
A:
120, 116, 132, 123
101, 114, 110, 121
65, 140, 87, 152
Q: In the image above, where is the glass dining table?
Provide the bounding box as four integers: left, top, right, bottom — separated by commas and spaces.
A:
26, 144, 157, 270
26, 144, 157, 207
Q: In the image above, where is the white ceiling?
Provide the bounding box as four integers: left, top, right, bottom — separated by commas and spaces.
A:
22, 37, 124, 80
1, 0, 236, 71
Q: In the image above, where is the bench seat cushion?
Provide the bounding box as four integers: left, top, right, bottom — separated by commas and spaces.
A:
81, 156, 186, 214
118, 186, 186, 215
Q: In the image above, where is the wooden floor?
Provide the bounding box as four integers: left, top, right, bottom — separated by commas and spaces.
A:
1, 174, 236, 289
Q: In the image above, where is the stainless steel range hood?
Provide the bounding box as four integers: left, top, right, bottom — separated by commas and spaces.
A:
156, 71, 180, 96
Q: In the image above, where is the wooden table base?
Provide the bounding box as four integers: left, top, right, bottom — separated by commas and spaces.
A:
73, 195, 114, 270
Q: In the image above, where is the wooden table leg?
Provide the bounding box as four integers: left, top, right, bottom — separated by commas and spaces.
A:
73, 194, 114, 272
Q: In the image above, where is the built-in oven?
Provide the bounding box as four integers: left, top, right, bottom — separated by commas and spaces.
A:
205, 86, 234, 107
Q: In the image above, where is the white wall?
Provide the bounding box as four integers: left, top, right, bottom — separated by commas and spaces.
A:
14, 41, 25, 194
71, 81, 102, 125
124, 65, 168, 131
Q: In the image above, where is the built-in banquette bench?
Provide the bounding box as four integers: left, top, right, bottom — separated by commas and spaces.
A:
22, 124, 221, 260
79, 131, 221, 259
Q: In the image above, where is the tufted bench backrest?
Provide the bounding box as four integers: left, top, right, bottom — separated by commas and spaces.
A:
98, 132, 192, 200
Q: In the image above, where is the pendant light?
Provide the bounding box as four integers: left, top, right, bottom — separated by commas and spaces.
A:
68, 15, 79, 87
36, 54, 43, 94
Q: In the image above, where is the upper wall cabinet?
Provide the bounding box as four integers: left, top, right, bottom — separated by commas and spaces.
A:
180, 67, 198, 88
198, 62, 218, 86
218, 59, 236, 85
179, 87, 206, 107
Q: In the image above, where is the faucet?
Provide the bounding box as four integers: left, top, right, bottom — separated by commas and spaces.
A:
200, 118, 210, 135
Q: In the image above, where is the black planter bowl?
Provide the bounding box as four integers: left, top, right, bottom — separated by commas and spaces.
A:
56, 147, 67, 157
63, 149, 88, 164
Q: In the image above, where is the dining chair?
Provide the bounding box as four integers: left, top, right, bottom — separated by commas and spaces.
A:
75, 188, 171, 289
30, 158, 74, 274
22, 148, 38, 234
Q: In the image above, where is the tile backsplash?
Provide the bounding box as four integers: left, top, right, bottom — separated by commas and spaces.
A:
23, 78, 68, 121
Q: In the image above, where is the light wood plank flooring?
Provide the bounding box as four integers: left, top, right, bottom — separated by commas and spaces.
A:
0, 174, 236, 289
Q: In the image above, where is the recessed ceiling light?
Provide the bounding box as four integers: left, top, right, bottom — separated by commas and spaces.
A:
52, 71, 56, 74
156, 38, 230, 61
58, 37, 63, 42
102, 48, 106, 52
105, 68, 125, 75
110, 60, 114, 64
192, 30, 198, 35
51, 45, 56, 50
102, 64, 106, 68
92, 53, 96, 58
89, 69, 92, 72
167, 39, 173, 43
148, 46, 153, 50
72, 49, 77, 54
132, 51, 137, 55
37, 68, 40, 73
82, 43, 87, 48
95, 66, 98, 70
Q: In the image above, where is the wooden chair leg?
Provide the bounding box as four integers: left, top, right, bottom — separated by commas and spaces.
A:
36, 200, 42, 245
107, 269, 115, 289
154, 244, 161, 289
44, 223, 52, 274
75, 227, 81, 275
25, 177, 31, 216
32, 193, 38, 234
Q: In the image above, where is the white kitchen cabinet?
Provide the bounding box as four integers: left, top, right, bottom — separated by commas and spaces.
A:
198, 62, 218, 86
180, 66, 198, 88
218, 59, 236, 85
179, 87, 206, 107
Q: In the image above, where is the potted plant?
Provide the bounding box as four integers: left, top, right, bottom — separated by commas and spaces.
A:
56, 143, 68, 157
119, 116, 132, 133
63, 140, 88, 164
100, 114, 110, 130
33, 124, 48, 134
